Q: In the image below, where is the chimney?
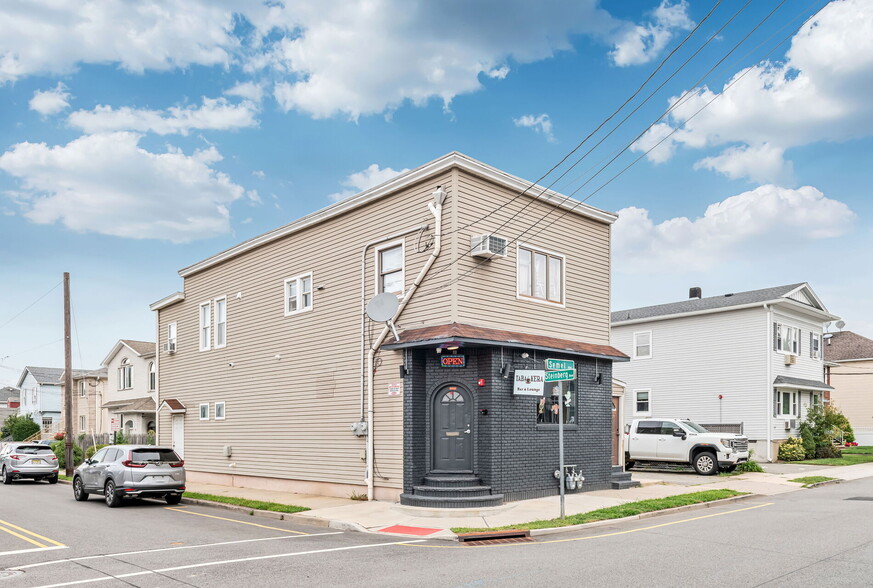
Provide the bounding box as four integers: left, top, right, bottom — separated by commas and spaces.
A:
689, 287, 702, 299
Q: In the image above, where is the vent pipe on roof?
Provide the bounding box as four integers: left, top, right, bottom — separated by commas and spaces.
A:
689, 287, 702, 299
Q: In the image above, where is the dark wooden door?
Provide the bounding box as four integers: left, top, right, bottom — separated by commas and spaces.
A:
611, 396, 620, 465
433, 385, 473, 471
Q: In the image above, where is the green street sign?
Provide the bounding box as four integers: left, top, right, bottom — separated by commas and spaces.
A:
544, 369, 576, 382
545, 359, 574, 371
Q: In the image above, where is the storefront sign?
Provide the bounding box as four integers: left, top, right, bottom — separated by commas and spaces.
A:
440, 355, 466, 368
545, 358, 574, 371
388, 383, 402, 396
545, 369, 576, 382
513, 370, 545, 396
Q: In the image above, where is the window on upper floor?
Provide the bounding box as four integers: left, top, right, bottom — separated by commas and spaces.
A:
633, 331, 652, 359
199, 302, 211, 351
79, 381, 87, 397
118, 358, 132, 390
376, 242, 404, 296
634, 389, 651, 416
517, 245, 563, 304
214, 296, 227, 348
148, 362, 156, 392
285, 272, 313, 316
774, 323, 800, 355
167, 322, 178, 352
810, 332, 822, 360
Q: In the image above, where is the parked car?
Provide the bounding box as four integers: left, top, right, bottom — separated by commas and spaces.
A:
625, 418, 749, 475
72, 445, 185, 507
0, 443, 59, 484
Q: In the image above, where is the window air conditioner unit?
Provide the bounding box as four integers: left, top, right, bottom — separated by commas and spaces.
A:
470, 234, 508, 258
162, 342, 176, 354
784, 354, 796, 366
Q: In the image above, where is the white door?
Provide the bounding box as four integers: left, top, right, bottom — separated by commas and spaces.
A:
632, 420, 660, 458
172, 414, 184, 458
656, 421, 687, 461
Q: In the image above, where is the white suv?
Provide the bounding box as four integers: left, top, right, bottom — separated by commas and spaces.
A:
625, 419, 749, 475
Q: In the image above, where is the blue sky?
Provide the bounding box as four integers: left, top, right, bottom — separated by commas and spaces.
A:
1, 0, 871, 386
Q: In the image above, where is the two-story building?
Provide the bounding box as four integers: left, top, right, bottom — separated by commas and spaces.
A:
16, 366, 64, 434
64, 368, 108, 437
612, 284, 839, 462
151, 152, 630, 506
100, 340, 157, 437
824, 330, 873, 445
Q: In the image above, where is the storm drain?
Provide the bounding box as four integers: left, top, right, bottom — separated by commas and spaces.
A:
461, 536, 534, 546
457, 529, 532, 545
846, 497, 873, 501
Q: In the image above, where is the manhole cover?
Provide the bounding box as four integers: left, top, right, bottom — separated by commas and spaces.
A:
846, 497, 873, 501
0, 570, 23, 579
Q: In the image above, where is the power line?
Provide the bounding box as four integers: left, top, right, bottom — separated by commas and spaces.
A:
0, 280, 62, 332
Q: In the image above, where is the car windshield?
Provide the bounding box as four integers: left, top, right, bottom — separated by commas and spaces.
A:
129, 449, 180, 463
15, 445, 55, 454
680, 421, 709, 433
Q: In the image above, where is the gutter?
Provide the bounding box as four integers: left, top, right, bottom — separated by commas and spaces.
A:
366, 187, 446, 500
765, 303, 772, 463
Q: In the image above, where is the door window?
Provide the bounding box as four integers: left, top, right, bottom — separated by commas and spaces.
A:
660, 422, 681, 435
636, 421, 662, 434
91, 448, 108, 463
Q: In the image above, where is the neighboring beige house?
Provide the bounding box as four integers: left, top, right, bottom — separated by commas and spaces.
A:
66, 368, 108, 437
101, 340, 157, 436
825, 331, 873, 445
151, 151, 630, 505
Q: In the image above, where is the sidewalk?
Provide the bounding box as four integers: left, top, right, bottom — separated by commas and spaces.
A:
185, 461, 873, 540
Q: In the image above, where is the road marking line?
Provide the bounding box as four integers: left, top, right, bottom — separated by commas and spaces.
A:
164, 507, 309, 534
0, 518, 65, 547
401, 502, 775, 549
0, 524, 46, 548
14, 532, 342, 570
0, 545, 68, 558
33, 539, 426, 588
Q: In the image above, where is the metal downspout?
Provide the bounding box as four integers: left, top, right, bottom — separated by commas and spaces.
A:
765, 303, 773, 462
367, 187, 445, 500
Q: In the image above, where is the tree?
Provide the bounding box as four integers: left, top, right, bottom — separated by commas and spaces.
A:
799, 405, 850, 459
2, 414, 40, 441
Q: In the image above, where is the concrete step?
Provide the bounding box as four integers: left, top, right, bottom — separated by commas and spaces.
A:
400, 493, 504, 508
422, 475, 483, 488
611, 480, 642, 490
412, 485, 494, 498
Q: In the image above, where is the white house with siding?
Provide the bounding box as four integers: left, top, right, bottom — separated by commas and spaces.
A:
16, 366, 64, 434
100, 340, 157, 436
612, 283, 839, 462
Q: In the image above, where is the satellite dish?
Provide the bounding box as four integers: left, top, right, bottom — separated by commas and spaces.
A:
366, 293, 399, 322
836, 320, 846, 331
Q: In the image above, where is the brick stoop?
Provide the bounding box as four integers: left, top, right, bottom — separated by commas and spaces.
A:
610, 465, 641, 490
401, 473, 504, 508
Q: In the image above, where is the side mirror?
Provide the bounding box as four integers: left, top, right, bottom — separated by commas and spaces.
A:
672, 428, 686, 439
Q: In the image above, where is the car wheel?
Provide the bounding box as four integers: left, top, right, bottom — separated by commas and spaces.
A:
693, 451, 718, 476
48, 474, 59, 484
625, 460, 635, 471
165, 494, 183, 505
104, 480, 122, 508
73, 476, 89, 501
1, 467, 11, 485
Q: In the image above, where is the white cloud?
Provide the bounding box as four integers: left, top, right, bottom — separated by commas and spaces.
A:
0, 132, 245, 242
28, 82, 71, 115
67, 97, 259, 136
225, 81, 264, 103
610, 0, 694, 67
327, 164, 410, 202
613, 185, 855, 273
514, 113, 556, 142
252, 170, 265, 178
632, 0, 873, 182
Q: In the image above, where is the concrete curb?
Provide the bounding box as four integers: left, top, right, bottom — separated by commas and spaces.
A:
801, 479, 843, 489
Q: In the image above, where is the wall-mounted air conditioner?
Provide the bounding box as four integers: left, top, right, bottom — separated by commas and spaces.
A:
162, 342, 176, 354
470, 234, 508, 258
784, 354, 796, 366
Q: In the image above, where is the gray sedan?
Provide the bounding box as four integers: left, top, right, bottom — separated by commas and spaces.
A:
73, 445, 186, 507
0, 443, 59, 484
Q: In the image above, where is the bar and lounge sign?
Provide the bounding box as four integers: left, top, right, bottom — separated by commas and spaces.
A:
513, 370, 545, 396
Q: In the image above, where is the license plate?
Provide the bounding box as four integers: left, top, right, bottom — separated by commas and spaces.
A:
31, 459, 42, 464
151, 475, 169, 482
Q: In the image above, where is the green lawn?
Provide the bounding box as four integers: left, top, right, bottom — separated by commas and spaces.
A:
183, 492, 310, 514
842, 446, 873, 455
796, 453, 873, 466
58, 474, 72, 481
451, 489, 747, 533
788, 476, 836, 487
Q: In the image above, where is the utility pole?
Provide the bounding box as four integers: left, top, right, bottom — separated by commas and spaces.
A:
63, 272, 73, 477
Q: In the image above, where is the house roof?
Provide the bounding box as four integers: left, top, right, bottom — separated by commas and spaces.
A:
159, 398, 186, 413
0, 387, 19, 400
103, 396, 156, 413
824, 331, 873, 362
612, 283, 838, 325
17, 366, 65, 387
173, 152, 618, 280
773, 375, 833, 391
383, 322, 629, 361
101, 339, 156, 366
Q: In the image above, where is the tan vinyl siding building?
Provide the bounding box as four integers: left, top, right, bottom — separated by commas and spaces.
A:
153, 152, 626, 502
825, 331, 873, 445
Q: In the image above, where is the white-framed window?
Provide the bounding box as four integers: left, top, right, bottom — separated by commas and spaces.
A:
148, 362, 156, 391
118, 358, 133, 390
79, 415, 86, 430
167, 322, 177, 351
634, 389, 651, 416
284, 272, 313, 316
79, 381, 87, 397
214, 296, 227, 348
774, 323, 800, 355
812, 391, 823, 407
215, 401, 226, 420
774, 390, 798, 417
633, 331, 652, 359
199, 301, 211, 351
199, 403, 209, 421
810, 332, 822, 360
517, 244, 564, 304
376, 241, 404, 295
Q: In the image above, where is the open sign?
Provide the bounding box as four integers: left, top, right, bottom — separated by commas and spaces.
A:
440, 355, 466, 368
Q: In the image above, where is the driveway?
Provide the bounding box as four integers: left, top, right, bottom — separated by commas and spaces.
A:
629, 461, 829, 486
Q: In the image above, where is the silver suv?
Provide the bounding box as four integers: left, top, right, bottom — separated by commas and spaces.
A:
0, 443, 59, 484
73, 445, 185, 507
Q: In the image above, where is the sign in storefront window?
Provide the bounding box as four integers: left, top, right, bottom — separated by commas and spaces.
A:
537, 381, 575, 425
440, 355, 466, 368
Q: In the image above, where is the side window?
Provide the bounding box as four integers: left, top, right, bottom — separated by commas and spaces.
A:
634, 389, 651, 415
91, 448, 109, 463
633, 332, 652, 359
517, 245, 563, 304
636, 421, 662, 435
199, 301, 211, 351
284, 273, 314, 315
660, 421, 680, 435
376, 243, 404, 295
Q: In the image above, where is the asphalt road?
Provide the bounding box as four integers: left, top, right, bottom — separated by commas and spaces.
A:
2, 476, 873, 587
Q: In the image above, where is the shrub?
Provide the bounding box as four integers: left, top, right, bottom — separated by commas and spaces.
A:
4, 414, 40, 441
50, 441, 83, 469
53, 432, 65, 440
146, 430, 156, 446
84, 444, 108, 460
800, 405, 853, 457
815, 445, 842, 459
778, 437, 806, 461
113, 431, 128, 445
800, 426, 816, 460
